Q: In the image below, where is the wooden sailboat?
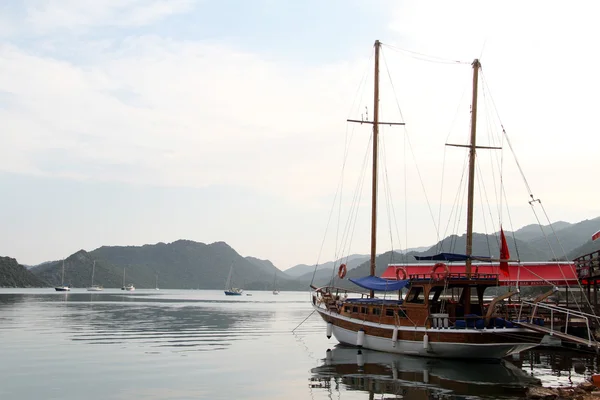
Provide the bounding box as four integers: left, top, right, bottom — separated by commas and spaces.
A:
311, 41, 558, 360
54, 259, 70, 291
224, 261, 243, 295
87, 260, 103, 291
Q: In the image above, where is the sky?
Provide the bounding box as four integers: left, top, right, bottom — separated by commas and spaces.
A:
1, 0, 600, 269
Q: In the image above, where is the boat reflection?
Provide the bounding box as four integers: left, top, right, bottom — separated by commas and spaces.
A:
310, 345, 541, 399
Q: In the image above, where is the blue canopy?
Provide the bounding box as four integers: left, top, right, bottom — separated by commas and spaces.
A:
414, 252, 492, 262
349, 276, 410, 291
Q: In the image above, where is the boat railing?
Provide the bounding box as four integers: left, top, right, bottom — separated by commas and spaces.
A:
409, 272, 499, 281
519, 300, 600, 346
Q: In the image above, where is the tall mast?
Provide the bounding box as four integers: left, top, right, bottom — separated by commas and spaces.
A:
91, 260, 96, 286
369, 40, 381, 298
465, 59, 480, 278
346, 41, 404, 298
61, 259, 65, 286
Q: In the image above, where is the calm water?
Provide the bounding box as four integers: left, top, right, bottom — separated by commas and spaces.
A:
0, 289, 598, 399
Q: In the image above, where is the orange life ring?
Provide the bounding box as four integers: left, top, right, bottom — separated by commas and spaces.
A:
395, 266, 408, 280
430, 262, 450, 281
338, 264, 347, 279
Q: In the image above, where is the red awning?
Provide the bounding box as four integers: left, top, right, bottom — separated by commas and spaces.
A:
381, 262, 578, 286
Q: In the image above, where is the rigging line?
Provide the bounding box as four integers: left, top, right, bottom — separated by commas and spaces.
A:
536, 202, 595, 315
382, 42, 470, 65
312, 124, 359, 286
441, 152, 469, 253
338, 129, 369, 258
402, 113, 409, 262
380, 130, 397, 262
437, 78, 470, 246
339, 134, 372, 263
475, 160, 494, 258
501, 184, 521, 262
346, 49, 375, 121
480, 73, 535, 197
379, 49, 407, 261
291, 309, 316, 333
523, 202, 587, 312
381, 49, 440, 239
331, 46, 376, 267
335, 66, 372, 262
480, 77, 503, 219
381, 130, 405, 264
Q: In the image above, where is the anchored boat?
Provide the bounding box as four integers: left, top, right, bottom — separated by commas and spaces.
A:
311, 40, 597, 360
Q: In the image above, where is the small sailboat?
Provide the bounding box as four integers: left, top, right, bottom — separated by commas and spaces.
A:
87, 260, 103, 291
121, 267, 135, 291
272, 271, 280, 295
224, 261, 243, 295
155, 273, 159, 290
54, 259, 70, 291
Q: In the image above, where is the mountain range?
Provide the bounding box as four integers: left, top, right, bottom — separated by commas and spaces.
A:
3, 217, 600, 289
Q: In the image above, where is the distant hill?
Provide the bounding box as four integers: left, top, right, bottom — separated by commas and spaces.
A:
14, 216, 600, 290
523, 217, 600, 260
29, 240, 305, 291
0, 257, 46, 287
507, 221, 572, 242
285, 254, 370, 278
420, 233, 549, 262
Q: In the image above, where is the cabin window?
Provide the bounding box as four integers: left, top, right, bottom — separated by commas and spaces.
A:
352, 306, 358, 313
344, 306, 351, 313
397, 309, 407, 318
385, 309, 394, 317
360, 307, 368, 314
406, 287, 424, 303
373, 308, 381, 315
429, 288, 443, 302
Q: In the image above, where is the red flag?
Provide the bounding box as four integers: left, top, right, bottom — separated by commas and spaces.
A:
499, 226, 510, 277
593, 230, 600, 241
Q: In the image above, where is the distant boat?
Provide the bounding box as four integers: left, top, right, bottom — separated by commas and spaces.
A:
87, 260, 103, 291
54, 259, 70, 292
272, 271, 280, 295
121, 267, 135, 291
155, 274, 159, 291
224, 261, 242, 296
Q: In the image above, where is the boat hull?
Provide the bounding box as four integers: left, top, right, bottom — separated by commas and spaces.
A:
315, 306, 542, 360
55, 287, 70, 292
224, 291, 242, 296
87, 287, 103, 292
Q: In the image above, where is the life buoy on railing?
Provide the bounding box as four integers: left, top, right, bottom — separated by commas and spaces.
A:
395, 266, 408, 280
430, 262, 450, 281
338, 264, 347, 279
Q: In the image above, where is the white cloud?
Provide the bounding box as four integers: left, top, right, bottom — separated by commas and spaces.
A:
24, 0, 197, 32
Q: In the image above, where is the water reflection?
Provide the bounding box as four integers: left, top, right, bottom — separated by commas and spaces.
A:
311, 346, 541, 399
514, 348, 600, 387
0, 290, 279, 353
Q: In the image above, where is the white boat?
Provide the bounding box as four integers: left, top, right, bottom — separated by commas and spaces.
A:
311, 40, 595, 360
224, 261, 242, 295
155, 273, 159, 290
54, 259, 70, 291
272, 271, 279, 295
87, 260, 103, 291
121, 267, 135, 291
